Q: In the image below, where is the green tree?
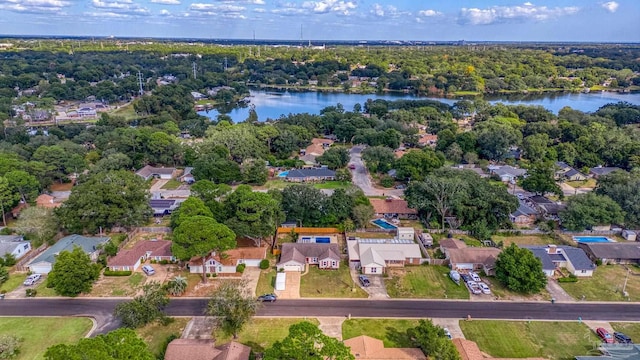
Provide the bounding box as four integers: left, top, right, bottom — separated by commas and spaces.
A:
46, 247, 101, 297
4, 170, 40, 203
394, 149, 444, 181
351, 204, 375, 229
522, 133, 550, 161
407, 319, 460, 360
0, 177, 19, 226
170, 196, 214, 229
335, 168, 352, 182
317, 147, 350, 170
114, 282, 170, 328
0, 334, 21, 359
172, 216, 236, 282
55, 170, 151, 234
521, 162, 562, 197
44, 328, 153, 360
264, 321, 354, 360
595, 171, 640, 227
406, 176, 466, 231
0, 267, 8, 287
243, 160, 268, 185
206, 280, 260, 339
166, 276, 187, 296
361, 146, 396, 173
494, 243, 547, 294
223, 186, 283, 248
281, 185, 328, 226
13, 207, 58, 246
474, 120, 522, 161
559, 193, 625, 231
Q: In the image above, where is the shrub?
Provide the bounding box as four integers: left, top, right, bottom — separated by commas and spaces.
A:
25, 289, 37, 297
259, 259, 270, 270
558, 276, 578, 283
104, 270, 133, 276
380, 176, 394, 188
159, 260, 169, 265
236, 264, 246, 273
2, 254, 16, 267
595, 259, 603, 266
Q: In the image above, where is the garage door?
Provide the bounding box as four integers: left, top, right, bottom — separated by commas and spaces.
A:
315, 237, 330, 243
29, 264, 51, 274
283, 264, 303, 272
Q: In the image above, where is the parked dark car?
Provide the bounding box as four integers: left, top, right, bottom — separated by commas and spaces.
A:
257, 293, 277, 302
460, 274, 472, 283
596, 328, 615, 344
358, 275, 371, 287
614, 332, 632, 344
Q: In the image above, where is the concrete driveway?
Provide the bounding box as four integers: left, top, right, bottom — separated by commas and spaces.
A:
349, 146, 403, 197
349, 268, 389, 299
274, 271, 300, 299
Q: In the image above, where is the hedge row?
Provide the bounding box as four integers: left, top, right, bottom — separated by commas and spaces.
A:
104, 270, 133, 276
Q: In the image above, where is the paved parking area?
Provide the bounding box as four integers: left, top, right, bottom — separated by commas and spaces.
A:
349, 268, 389, 299
274, 271, 300, 299
432, 318, 465, 339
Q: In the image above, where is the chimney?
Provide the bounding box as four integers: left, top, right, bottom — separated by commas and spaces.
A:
548, 245, 557, 254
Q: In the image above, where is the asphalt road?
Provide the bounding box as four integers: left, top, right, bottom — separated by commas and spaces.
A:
3, 298, 640, 323
349, 145, 403, 197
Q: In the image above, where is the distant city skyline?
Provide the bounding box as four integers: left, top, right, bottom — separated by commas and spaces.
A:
0, 0, 638, 42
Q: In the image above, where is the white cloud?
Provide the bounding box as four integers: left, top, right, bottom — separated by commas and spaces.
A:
459, 3, 579, 25
0, 0, 72, 13
302, 0, 356, 15
151, 0, 180, 4
93, 0, 132, 10
84, 11, 132, 18
369, 3, 408, 18
189, 3, 245, 12
159, 8, 170, 15
601, 1, 619, 13
418, 9, 442, 17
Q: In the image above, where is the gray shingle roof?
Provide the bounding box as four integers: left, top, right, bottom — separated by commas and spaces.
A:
512, 201, 538, 217
278, 243, 340, 265
524, 245, 596, 271
286, 168, 336, 179
0, 241, 29, 257
579, 242, 640, 260
590, 167, 622, 176
564, 168, 585, 177
29, 234, 109, 266
555, 161, 570, 170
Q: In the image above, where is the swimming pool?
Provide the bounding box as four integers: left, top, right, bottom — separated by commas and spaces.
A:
277, 171, 289, 177
573, 236, 614, 243
372, 219, 397, 230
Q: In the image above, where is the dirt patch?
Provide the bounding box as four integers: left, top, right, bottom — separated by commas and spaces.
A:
184, 278, 242, 297
122, 232, 169, 250
50, 182, 73, 191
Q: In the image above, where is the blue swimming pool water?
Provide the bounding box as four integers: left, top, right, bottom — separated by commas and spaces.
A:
277, 171, 289, 177
573, 236, 613, 243
372, 219, 397, 230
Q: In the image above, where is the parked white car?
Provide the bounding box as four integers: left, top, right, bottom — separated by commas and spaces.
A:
478, 282, 491, 295
469, 272, 481, 282
466, 281, 482, 295
23, 274, 42, 286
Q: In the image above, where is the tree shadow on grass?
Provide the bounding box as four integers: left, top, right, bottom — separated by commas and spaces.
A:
385, 327, 414, 348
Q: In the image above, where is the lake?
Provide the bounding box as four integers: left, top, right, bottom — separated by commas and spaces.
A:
198, 90, 640, 122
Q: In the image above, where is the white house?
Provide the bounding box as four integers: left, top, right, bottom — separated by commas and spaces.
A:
135, 165, 178, 181
488, 165, 527, 183
28, 235, 109, 274
189, 246, 266, 274
348, 237, 423, 275
523, 245, 596, 277
0, 235, 31, 260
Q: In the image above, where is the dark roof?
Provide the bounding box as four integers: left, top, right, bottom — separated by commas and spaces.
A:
512, 201, 538, 217
278, 243, 340, 265
149, 199, 177, 209
135, 165, 177, 178
555, 161, 570, 170
528, 195, 554, 204
590, 167, 622, 176
524, 245, 595, 271
579, 242, 640, 260
564, 168, 585, 177
286, 168, 336, 178
538, 203, 566, 215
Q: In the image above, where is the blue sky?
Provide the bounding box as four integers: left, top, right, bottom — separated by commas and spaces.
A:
0, 0, 638, 41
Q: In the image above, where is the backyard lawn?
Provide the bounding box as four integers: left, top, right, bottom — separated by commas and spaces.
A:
135, 317, 189, 357
0, 272, 27, 293
559, 265, 640, 301
300, 263, 367, 298
161, 179, 182, 190
0, 317, 93, 360
214, 318, 319, 352
611, 323, 640, 343
342, 319, 420, 347
461, 320, 601, 360
385, 265, 469, 299
492, 234, 563, 247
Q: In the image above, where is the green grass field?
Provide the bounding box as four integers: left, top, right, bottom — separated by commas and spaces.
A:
559, 265, 640, 301
0, 273, 27, 293
161, 179, 182, 190
256, 268, 276, 296
214, 318, 320, 352
611, 323, 640, 343
313, 181, 352, 190
460, 320, 601, 360
342, 319, 420, 347
385, 265, 470, 299
300, 263, 367, 298
135, 317, 190, 357
0, 317, 93, 360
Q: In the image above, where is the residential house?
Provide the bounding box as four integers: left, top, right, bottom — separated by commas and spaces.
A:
417, 134, 438, 148
35, 193, 63, 208
370, 198, 418, 220
347, 236, 423, 274
0, 235, 31, 260
107, 239, 174, 272
299, 138, 334, 164
164, 339, 251, 360
77, 107, 97, 118
589, 166, 623, 179
510, 201, 538, 227
189, 246, 267, 274
578, 242, 640, 265
285, 168, 336, 182
150, 199, 180, 216
526, 196, 565, 220
28, 234, 109, 274
523, 245, 596, 277
190, 91, 207, 100
487, 165, 527, 183
276, 227, 340, 244
135, 165, 178, 180
453, 338, 547, 360
178, 167, 195, 184
344, 335, 426, 360
438, 238, 468, 258
555, 161, 588, 181
444, 243, 502, 275
276, 243, 340, 272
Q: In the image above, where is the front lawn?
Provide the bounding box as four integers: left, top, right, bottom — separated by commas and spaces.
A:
0, 317, 93, 360
313, 181, 352, 190
611, 323, 640, 343
461, 320, 601, 360
0, 272, 27, 293
566, 179, 597, 189
559, 265, 640, 301
161, 179, 182, 190
300, 263, 367, 298
385, 265, 469, 299
256, 267, 276, 296
135, 317, 189, 357
342, 319, 420, 347
214, 318, 320, 353
481, 276, 551, 301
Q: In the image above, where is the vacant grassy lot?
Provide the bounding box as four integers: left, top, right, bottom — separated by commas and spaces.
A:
0, 317, 93, 360
313, 181, 352, 190
559, 265, 640, 301
135, 317, 189, 357
492, 234, 563, 246
342, 319, 420, 347
0, 272, 27, 293
88, 272, 146, 297
385, 265, 469, 299
611, 323, 640, 342
461, 320, 601, 360
300, 263, 367, 298
214, 318, 319, 352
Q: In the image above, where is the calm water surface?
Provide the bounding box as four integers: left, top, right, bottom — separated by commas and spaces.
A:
198, 90, 640, 122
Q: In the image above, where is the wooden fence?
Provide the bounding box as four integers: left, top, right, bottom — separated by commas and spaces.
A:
14, 243, 47, 272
